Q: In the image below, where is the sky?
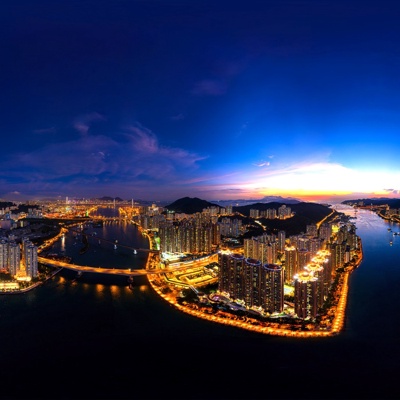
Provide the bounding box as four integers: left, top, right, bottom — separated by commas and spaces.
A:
1, 0, 400, 204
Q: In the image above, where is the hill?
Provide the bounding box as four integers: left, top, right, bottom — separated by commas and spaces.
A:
213, 196, 301, 207
235, 202, 335, 236
233, 202, 331, 217
164, 198, 335, 235
342, 198, 400, 209
165, 197, 220, 214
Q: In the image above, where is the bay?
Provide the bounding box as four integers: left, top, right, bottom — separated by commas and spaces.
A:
0, 205, 399, 400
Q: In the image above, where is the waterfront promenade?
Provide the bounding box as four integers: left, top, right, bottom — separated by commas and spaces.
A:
144, 223, 363, 338
147, 255, 361, 338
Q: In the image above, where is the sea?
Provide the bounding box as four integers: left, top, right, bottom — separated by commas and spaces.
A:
0, 205, 399, 400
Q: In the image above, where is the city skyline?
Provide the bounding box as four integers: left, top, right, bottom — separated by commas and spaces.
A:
2, 1, 400, 203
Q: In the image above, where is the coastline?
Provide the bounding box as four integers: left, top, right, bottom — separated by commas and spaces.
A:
0, 267, 63, 295
146, 236, 364, 338
2, 216, 363, 337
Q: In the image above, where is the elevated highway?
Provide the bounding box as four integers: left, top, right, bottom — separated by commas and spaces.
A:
38, 256, 214, 277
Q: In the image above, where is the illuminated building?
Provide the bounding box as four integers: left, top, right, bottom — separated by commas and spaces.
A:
294, 271, 318, 319
159, 217, 217, 254
304, 262, 325, 309
218, 251, 245, 300
261, 263, 284, 314
283, 245, 297, 284
250, 209, 260, 219
23, 240, 38, 279
319, 222, 333, 243
0, 238, 9, 271
328, 242, 345, 270
265, 208, 277, 219
308, 237, 324, 257
278, 204, 291, 219
277, 230, 286, 252
219, 217, 242, 237
8, 241, 20, 276
218, 252, 284, 314
297, 248, 311, 273
244, 234, 277, 264
243, 258, 262, 307
313, 250, 332, 298
306, 224, 318, 237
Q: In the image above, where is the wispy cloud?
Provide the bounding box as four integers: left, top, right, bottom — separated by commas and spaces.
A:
33, 127, 57, 134
170, 113, 185, 121
383, 188, 400, 194
253, 161, 270, 167
73, 112, 106, 135
0, 122, 208, 200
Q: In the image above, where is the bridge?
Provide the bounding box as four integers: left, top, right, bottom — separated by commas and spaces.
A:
38, 256, 207, 277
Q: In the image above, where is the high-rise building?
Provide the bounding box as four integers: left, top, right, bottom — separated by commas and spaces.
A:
297, 248, 311, 272
304, 262, 325, 309
261, 263, 284, 314
218, 251, 245, 300
243, 258, 262, 307
319, 222, 333, 243
218, 251, 284, 315
306, 224, 318, 237
23, 241, 38, 279
0, 238, 9, 271
8, 241, 20, 276
328, 242, 345, 270
294, 271, 318, 319
277, 230, 286, 252
284, 245, 297, 283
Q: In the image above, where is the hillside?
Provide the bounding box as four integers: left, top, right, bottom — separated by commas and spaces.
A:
164, 198, 335, 235
342, 198, 400, 208
165, 197, 220, 214
236, 202, 335, 236
233, 202, 332, 218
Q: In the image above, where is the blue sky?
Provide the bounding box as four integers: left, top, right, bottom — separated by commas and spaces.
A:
1, 0, 400, 203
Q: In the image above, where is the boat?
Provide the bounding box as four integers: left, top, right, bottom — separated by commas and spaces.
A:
114, 244, 117, 250
133, 249, 137, 254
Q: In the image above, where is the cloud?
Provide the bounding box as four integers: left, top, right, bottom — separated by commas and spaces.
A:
33, 127, 57, 134
125, 123, 207, 168
170, 113, 185, 121
253, 161, 270, 167
383, 188, 400, 194
73, 112, 106, 135
0, 122, 208, 200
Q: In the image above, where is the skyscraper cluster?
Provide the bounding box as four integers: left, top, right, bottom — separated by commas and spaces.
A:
218, 220, 358, 320
0, 237, 38, 280
218, 250, 284, 315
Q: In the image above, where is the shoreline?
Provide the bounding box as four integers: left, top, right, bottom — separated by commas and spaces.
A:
2, 217, 363, 337
0, 267, 63, 295
146, 235, 363, 338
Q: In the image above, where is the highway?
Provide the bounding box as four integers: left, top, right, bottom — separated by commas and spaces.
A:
38, 254, 217, 277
